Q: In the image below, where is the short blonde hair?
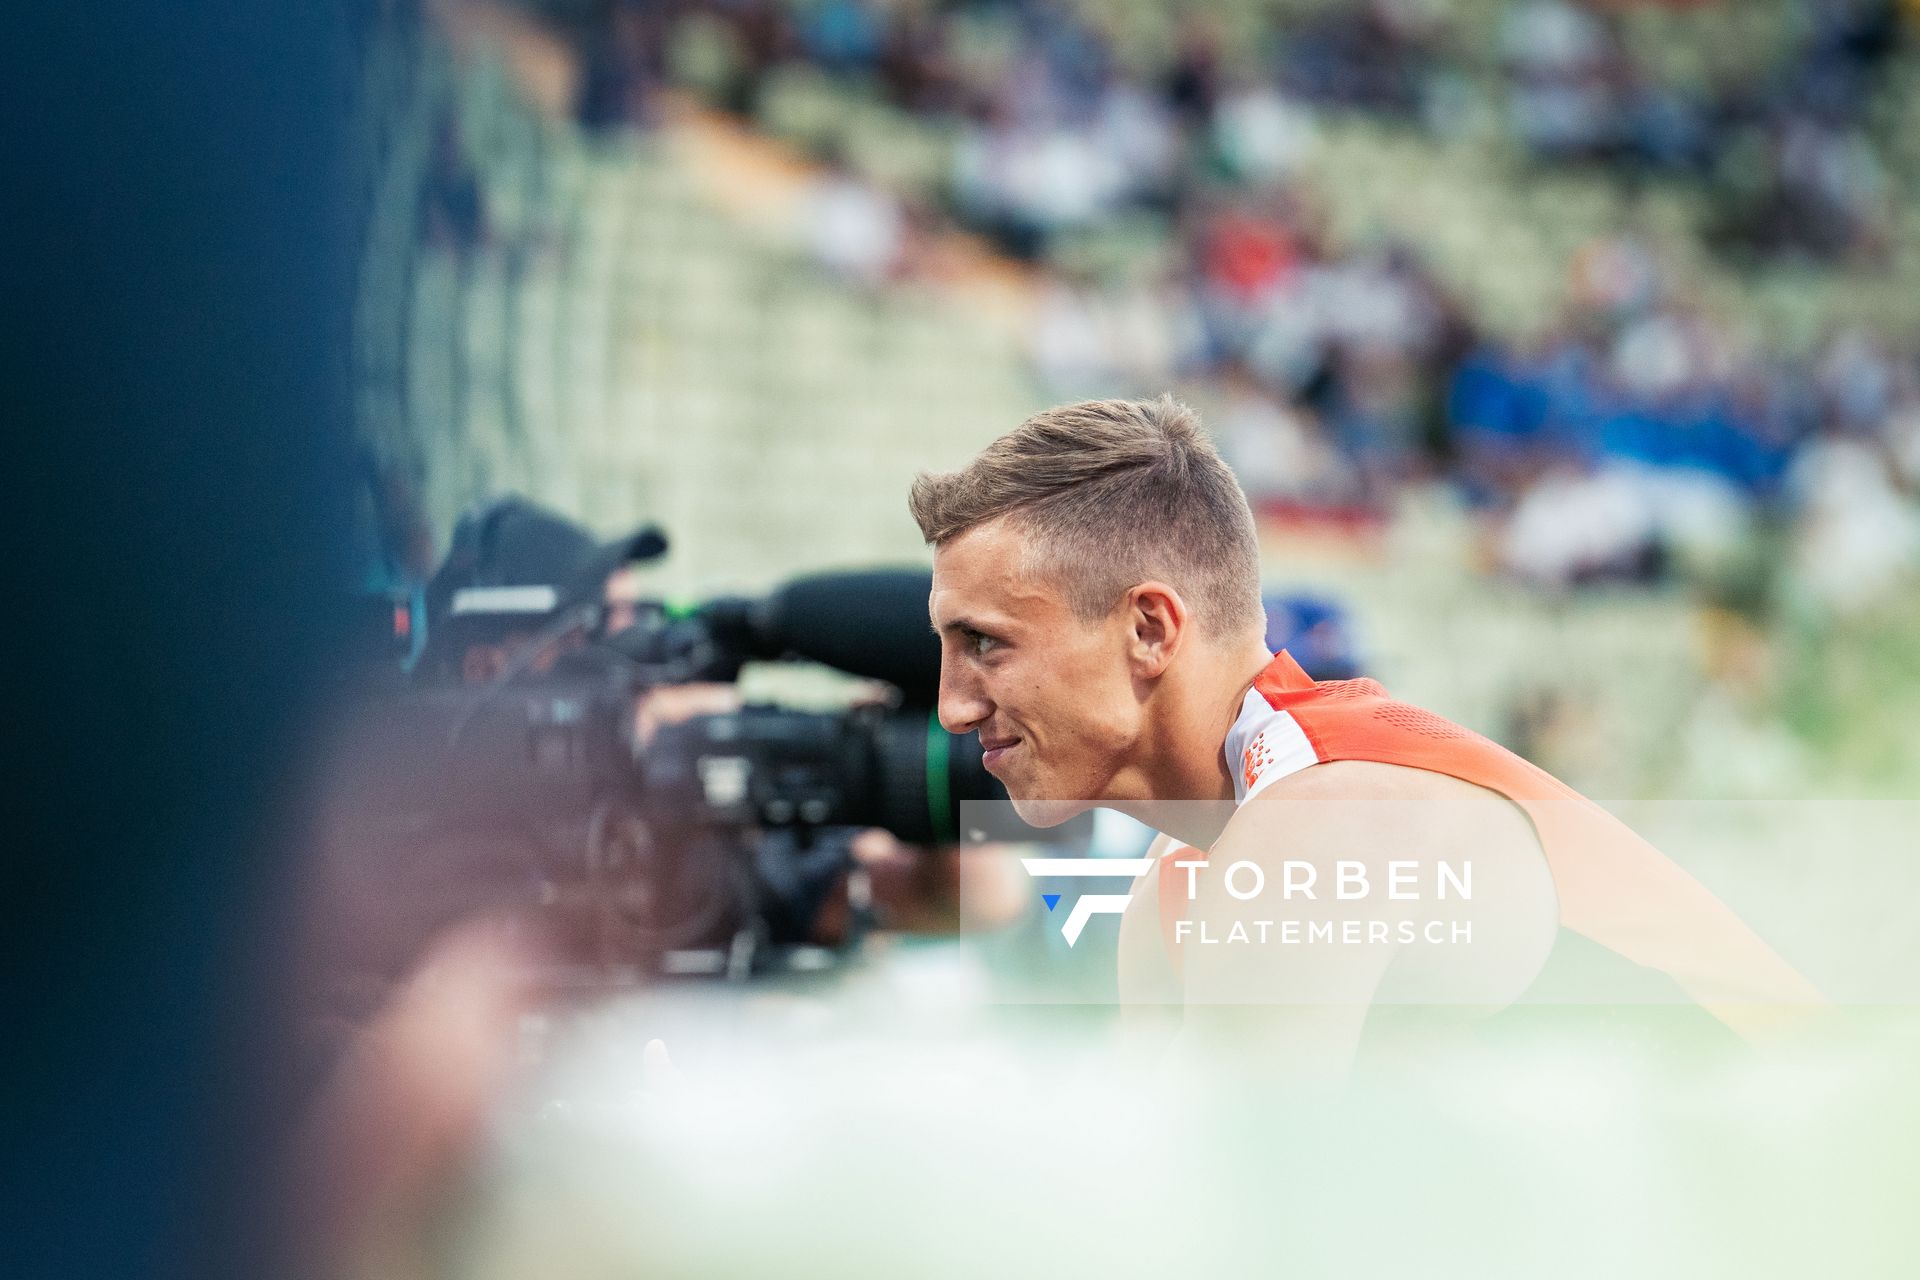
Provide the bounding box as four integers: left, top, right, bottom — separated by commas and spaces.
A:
909, 395, 1265, 639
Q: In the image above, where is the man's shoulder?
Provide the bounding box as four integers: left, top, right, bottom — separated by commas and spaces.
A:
1206, 759, 1560, 1002
1252, 757, 1510, 804
1221, 758, 1545, 873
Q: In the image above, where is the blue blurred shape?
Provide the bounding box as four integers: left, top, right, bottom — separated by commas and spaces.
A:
1263, 592, 1362, 681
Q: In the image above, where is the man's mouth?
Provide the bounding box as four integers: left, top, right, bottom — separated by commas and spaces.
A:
979, 735, 1021, 771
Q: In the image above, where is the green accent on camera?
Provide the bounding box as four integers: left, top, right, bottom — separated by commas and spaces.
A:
925, 713, 953, 846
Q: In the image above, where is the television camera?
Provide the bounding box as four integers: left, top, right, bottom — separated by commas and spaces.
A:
329, 498, 1051, 979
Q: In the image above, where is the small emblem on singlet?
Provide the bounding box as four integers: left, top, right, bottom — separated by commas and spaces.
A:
1242, 732, 1275, 792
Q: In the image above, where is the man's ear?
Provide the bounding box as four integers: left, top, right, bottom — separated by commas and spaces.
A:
1125, 581, 1188, 677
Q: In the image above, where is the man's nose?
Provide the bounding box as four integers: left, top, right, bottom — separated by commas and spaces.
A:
937, 659, 991, 736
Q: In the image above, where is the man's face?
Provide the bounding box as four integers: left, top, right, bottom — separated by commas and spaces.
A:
930, 520, 1141, 826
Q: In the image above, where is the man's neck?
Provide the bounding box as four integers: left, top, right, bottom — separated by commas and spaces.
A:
1110, 641, 1275, 849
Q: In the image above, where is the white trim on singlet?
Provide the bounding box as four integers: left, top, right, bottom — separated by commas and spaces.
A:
1224, 687, 1321, 806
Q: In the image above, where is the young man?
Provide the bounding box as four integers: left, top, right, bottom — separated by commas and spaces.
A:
911, 396, 1819, 1071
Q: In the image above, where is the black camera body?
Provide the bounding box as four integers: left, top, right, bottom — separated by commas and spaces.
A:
330, 504, 1023, 977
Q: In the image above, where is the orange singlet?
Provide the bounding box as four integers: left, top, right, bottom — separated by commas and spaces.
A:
1158, 651, 1821, 1037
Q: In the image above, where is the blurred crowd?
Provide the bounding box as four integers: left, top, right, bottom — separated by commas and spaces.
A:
1493, 0, 1902, 264
552, 0, 1919, 604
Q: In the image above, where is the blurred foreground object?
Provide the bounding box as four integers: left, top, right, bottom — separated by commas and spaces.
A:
9, 5, 356, 1279
292, 920, 551, 1280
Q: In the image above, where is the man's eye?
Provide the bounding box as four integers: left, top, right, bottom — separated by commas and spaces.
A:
968, 632, 997, 657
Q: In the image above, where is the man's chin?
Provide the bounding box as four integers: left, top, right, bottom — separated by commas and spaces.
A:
1006, 794, 1091, 829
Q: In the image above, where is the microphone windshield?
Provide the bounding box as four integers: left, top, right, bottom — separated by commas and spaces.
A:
755, 568, 942, 703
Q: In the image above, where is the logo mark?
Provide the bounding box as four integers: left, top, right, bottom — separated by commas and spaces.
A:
1242, 731, 1274, 793
1018, 857, 1153, 946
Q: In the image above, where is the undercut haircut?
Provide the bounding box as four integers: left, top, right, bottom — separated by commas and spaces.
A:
909, 395, 1265, 639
